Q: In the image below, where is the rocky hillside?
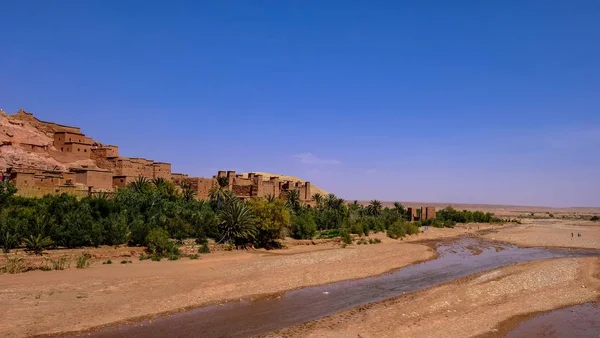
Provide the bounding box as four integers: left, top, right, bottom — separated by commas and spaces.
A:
0, 109, 97, 171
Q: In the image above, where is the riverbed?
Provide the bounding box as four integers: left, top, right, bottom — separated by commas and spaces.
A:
72, 238, 600, 338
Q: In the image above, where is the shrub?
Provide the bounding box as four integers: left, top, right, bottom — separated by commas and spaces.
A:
591, 216, 599, 221
23, 234, 53, 255
387, 221, 407, 239
139, 253, 149, 261
349, 220, 365, 236
356, 238, 368, 245
76, 252, 92, 269
1, 254, 26, 274
49, 255, 70, 270
120, 260, 129, 264
340, 228, 353, 244
167, 253, 180, 261
103, 259, 112, 265
146, 228, 179, 257
150, 254, 162, 261
0, 216, 20, 253
188, 254, 199, 260
198, 242, 210, 254
406, 222, 420, 235
291, 212, 317, 239
316, 229, 340, 239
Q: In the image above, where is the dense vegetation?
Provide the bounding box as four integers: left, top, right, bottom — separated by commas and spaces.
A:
0, 179, 501, 255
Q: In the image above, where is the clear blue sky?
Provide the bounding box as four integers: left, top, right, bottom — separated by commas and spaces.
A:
1, 1, 599, 207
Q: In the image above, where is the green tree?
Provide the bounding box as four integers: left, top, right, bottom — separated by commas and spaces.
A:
367, 200, 382, 217
290, 211, 317, 239
209, 177, 230, 209
312, 193, 323, 208
180, 181, 196, 201
0, 181, 17, 208
248, 198, 291, 248
285, 189, 301, 214
129, 176, 152, 194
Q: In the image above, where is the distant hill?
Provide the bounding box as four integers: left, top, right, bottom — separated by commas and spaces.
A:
240, 172, 328, 197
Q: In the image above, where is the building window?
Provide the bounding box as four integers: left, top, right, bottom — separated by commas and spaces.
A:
61, 147, 63, 152
77, 148, 80, 152
84, 149, 87, 153
120, 179, 124, 183
69, 138, 72, 141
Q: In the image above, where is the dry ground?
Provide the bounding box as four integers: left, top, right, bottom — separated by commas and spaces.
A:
479, 219, 600, 249
0, 234, 433, 338
268, 257, 600, 338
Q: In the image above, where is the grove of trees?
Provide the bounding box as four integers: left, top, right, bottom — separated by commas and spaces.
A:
0, 178, 501, 255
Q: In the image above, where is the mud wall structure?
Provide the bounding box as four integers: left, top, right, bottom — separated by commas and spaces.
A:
2, 110, 314, 203
407, 207, 437, 221
173, 170, 312, 202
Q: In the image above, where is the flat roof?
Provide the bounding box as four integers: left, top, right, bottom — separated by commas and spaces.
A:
64, 141, 92, 145
70, 168, 112, 173
54, 131, 85, 136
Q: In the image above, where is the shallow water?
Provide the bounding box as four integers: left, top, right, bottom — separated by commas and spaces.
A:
73, 238, 600, 338
506, 302, 600, 338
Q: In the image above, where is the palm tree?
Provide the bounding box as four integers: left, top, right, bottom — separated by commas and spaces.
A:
209, 177, 230, 209
285, 189, 301, 213
129, 176, 152, 194
216, 176, 229, 188
23, 234, 53, 255
266, 194, 277, 203
180, 181, 196, 201
312, 193, 323, 208
217, 200, 256, 245
348, 200, 362, 213
368, 200, 382, 217
393, 202, 406, 215
152, 177, 178, 200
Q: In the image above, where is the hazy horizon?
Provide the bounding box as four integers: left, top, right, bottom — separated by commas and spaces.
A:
1, 2, 599, 207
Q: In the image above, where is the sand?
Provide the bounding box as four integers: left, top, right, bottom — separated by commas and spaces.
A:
479, 219, 600, 249
269, 257, 600, 338
0, 237, 432, 338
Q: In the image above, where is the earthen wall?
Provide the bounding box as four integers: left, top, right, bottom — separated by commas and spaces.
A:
75, 170, 113, 191
153, 162, 172, 180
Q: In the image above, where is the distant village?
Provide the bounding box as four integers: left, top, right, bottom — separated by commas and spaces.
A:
0, 109, 312, 202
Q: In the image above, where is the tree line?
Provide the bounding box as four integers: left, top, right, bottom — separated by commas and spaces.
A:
0, 177, 500, 255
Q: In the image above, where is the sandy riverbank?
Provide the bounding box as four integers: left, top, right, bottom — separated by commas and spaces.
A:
479, 219, 600, 249
0, 236, 433, 338
268, 257, 600, 338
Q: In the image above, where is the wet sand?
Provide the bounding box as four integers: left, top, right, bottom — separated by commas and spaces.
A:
270, 257, 600, 338
506, 302, 600, 338
76, 238, 600, 338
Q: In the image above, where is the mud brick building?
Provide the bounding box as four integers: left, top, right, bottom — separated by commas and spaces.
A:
2, 110, 314, 203
407, 207, 437, 221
